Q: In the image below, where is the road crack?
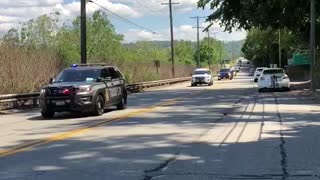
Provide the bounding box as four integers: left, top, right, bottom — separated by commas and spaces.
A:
274, 94, 289, 180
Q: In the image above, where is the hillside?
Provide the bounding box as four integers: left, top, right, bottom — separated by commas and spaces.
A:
124, 40, 245, 60
223, 40, 245, 60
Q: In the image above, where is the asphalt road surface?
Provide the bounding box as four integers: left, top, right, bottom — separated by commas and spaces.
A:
1, 71, 320, 180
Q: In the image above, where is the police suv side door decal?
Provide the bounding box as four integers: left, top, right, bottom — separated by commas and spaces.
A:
109, 87, 121, 97
105, 89, 110, 102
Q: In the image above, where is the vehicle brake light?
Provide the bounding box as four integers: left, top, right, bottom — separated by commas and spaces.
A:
63, 89, 71, 95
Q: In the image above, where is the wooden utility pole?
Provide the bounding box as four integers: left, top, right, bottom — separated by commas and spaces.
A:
81, 0, 87, 64
279, 29, 282, 68
162, 0, 179, 77
310, 0, 316, 90
191, 16, 205, 68
207, 30, 210, 68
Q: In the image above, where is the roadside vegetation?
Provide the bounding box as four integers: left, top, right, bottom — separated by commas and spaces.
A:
0, 11, 230, 94
198, 0, 320, 67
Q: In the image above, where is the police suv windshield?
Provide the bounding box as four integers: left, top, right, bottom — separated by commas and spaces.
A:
194, 70, 210, 75
220, 69, 230, 72
54, 69, 101, 83
263, 69, 284, 75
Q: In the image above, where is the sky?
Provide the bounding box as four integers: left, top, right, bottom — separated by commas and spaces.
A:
0, 0, 247, 42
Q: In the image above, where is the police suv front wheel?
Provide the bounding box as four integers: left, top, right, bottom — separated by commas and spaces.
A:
41, 110, 55, 119
117, 95, 127, 110
93, 95, 105, 116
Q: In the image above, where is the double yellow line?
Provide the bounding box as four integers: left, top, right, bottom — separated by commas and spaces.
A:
0, 98, 180, 158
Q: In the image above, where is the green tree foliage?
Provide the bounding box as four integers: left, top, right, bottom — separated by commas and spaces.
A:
122, 41, 169, 63
56, 11, 124, 64
242, 28, 299, 66
20, 14, 58, 48
194, 37, 224, 66
198, 0, 319, 66
198, 0, 320, 33
223, 40, 244, 59
2, 28, 19, 47
175, 41, 194, 64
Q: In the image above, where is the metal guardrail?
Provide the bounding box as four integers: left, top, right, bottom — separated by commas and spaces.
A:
0, 77, 191, 110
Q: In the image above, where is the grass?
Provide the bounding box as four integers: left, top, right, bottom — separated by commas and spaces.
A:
0, 46, 195, 94
0, 46, 62, 94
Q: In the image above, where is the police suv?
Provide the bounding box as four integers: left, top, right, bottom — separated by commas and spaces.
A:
39, 64, 127, 118
191, 68, 214, 86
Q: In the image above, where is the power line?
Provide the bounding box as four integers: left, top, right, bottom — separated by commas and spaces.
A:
89, 0, 156, 34
134, 0, 158, 13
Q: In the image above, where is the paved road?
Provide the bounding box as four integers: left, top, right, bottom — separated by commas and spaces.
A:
1, 72, 320, 180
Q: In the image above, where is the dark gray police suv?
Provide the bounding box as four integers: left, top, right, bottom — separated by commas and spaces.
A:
39, 64, 127, 118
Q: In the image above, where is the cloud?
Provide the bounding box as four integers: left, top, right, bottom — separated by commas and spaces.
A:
200, 21, 247, 41
0, 1, 246, 42
112, 0, 201, 15
123, 29, 163, 42
0, 0, 63, 8
123, 23, 247, 43
0, 0, 140, 34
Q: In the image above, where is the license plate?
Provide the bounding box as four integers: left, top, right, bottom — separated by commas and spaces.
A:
55, 100, 65, 106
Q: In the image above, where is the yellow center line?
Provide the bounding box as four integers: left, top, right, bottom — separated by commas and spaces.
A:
0, 96, 186, 158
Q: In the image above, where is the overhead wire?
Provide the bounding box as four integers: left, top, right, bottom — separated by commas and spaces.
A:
134, 0, 159, 13
89, 0, 157, 34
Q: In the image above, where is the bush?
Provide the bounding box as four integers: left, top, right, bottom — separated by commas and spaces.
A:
0, 47, 194, 94
0, 46, 62, 94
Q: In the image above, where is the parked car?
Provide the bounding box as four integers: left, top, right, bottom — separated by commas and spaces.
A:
258, 68, 290, 92
218, 68, 233, 80
249, 68, 255, 76
234, 65, 240, 72
191, 68, 214, 86
254, 67, 267, 82
230, 67, 237, 76
39, 64, 127, 118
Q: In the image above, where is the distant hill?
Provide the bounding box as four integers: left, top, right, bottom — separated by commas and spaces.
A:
124, 39, 245, 59
223, 40, 245, 60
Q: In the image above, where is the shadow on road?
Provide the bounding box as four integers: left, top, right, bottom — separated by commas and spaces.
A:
1, 80, 320, 180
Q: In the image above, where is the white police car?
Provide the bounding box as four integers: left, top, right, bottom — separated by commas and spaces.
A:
258, 68, 290, 92
191, 68, 214, 86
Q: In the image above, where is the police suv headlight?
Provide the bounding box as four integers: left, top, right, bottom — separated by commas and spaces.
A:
40, 89, 46, 94
77, 86, 92, 95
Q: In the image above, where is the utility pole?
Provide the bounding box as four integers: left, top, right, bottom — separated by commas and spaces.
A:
191, 16, 205, 68
232, 43, 235, 63
207, 30, 211, 69
80, 0, 87, 64
279, 29, 282, 68
211, 31, 221, 68
162, 0, 179, 77
310, 0, 316, 90
220, 41, 222, 68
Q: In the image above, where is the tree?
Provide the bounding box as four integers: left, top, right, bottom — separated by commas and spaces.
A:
242, 28, 299, 67
175, 41, 194, 64
56, 11, 123, 64
20, 14, 58, 48
194, 37, 223, 66
2, 28, 19, 47
198, 0, 320, 32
